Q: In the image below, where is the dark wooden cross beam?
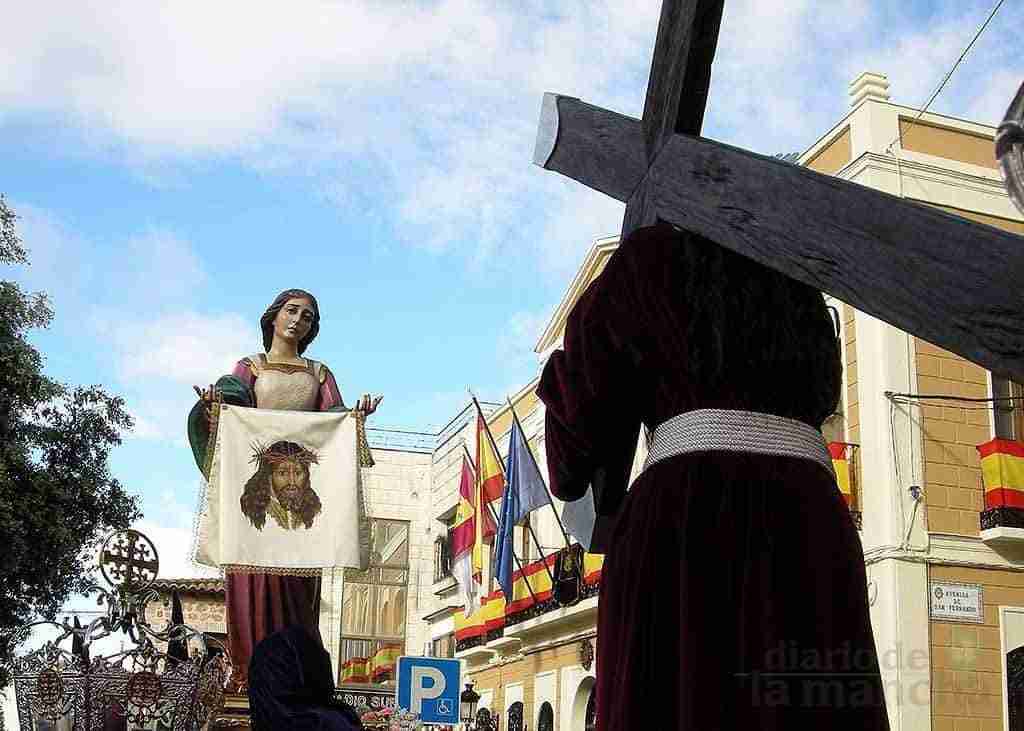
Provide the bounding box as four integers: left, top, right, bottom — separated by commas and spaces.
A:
534, 0, 1024, 383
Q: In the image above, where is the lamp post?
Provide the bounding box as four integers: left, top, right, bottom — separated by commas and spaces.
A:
460, 682, 480, 730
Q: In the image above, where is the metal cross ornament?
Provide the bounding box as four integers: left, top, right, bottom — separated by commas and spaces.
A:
534, 0, 1024, 383
99, 529, 160, 592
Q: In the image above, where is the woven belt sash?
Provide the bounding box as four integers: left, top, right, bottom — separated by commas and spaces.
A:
642, 408, 835, 479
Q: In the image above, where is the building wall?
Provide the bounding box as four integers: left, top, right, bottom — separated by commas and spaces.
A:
145, 592, 226, 635
464, 641, 593, 731
901, 118, 1000, 171
806, 126, 852, 174
797, 81, 1024, 731
929, 565, 1020, 730
918, 338, 989, 538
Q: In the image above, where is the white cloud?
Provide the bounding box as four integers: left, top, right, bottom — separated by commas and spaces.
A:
104, 311, 257, 441
107, 311, 255, 386
134, 518, 218, 580
4, 1, 1019, 278
7, 202, 253, 444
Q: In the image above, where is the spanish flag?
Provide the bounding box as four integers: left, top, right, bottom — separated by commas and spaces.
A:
473, 412, 502, 578
452, 454, 481, 614
978, 438, 1024, 509
828, 442, 854, 507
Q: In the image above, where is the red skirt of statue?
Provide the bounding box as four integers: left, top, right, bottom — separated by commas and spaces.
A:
537, 225, 890, 730
226, 574, 322, 688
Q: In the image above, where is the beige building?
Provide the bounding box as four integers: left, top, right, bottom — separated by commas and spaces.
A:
798, 71, 1024, 731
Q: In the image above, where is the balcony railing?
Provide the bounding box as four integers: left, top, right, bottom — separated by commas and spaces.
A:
454, 545, 602, 653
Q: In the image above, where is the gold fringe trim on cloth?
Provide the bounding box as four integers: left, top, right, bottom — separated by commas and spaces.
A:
202, 401, 222, 481
222, 564, 324, 577
354, 410, 375, 468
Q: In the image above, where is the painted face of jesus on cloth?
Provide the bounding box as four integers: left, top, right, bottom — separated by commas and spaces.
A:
240, 441, 323, 531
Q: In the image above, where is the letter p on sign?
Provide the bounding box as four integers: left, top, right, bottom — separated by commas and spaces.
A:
409, 666, 445, 715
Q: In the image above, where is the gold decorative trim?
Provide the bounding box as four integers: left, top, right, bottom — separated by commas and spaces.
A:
355, 411, 375, 468
256, 353, 316, 375
223, 564, 323, 577
202, 402, 222, 481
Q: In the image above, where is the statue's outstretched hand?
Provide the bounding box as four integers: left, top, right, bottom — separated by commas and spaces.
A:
355, 394, 383, 416
192, 384, 221, 420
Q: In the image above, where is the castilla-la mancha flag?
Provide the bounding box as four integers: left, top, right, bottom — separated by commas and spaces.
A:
194, 404, 367, 573
451, 454, 481, 614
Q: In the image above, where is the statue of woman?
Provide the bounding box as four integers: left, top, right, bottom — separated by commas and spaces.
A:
187, 288, 381, 689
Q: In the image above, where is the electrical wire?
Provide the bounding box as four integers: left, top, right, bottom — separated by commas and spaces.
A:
911, 0, 1006, 124
885, 0, 1007, 152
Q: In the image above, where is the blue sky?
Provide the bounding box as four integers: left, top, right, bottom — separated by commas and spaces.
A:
2, 0, 1021, 579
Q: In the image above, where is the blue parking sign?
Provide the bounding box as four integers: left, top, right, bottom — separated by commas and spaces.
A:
396, 656, 462, 725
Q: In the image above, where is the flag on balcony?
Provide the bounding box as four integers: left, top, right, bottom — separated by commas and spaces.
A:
828, 442, 854, 506
495, 415, 552, 599
476, 411, 505, 507
978, 438, 1024, 508
473, 410, 503, 578
451, 454, 481, 614
561, 486, 598, 553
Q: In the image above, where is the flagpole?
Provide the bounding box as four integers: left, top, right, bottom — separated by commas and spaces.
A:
461, 441, 540, 607
505, 397, 573, 550
471, 395, 557, 588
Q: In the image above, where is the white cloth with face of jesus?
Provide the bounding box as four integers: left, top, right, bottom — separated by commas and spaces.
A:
195, 404, 363, 572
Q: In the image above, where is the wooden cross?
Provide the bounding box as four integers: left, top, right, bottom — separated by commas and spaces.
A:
534, 0, 1024, 383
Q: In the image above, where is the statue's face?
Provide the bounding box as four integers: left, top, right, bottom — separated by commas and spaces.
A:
271, 458, 309, 510
273, 297, 315, 346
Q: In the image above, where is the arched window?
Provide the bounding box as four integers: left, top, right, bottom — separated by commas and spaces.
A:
507, 701, 523, 731
1010, 645, 1024, 730
537, 701, 554, 731
476, 707, 495, 730
585, 687, 597, 731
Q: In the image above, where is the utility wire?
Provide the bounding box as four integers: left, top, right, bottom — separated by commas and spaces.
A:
913, 0, 1006, 123
886, 0, 1007, 152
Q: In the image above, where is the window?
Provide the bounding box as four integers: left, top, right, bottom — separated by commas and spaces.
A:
339, 519, 409, 687
431, 633, 455, 659
585, 688, 597, 731
507, 701, 524, 731
434, 528, 454, 583
538, 702, 554, 731
994, 377, 1024, 440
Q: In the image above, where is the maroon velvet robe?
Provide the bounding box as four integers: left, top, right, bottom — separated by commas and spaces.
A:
537, 225, 889, 730
225, 358, 344, 689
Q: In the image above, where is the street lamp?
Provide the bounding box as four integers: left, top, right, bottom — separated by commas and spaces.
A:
460, 682, 480, 729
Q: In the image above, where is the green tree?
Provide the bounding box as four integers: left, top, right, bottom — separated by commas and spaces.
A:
0, 196, 141, 687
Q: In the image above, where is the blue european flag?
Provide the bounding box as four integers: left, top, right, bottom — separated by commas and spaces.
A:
494, 415, 551, 600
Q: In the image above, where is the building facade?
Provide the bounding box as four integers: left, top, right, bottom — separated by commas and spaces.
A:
424, 72, 1024, 731
796, 71, 1024, 731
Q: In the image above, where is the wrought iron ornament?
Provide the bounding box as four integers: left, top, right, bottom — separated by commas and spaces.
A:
997, 81, 1024, 214
98, 529, 160, 592
12, 529, 231, 730
578, 638, 595, 672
